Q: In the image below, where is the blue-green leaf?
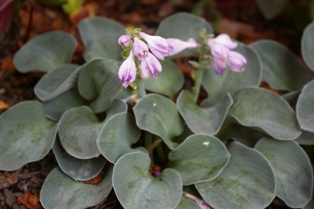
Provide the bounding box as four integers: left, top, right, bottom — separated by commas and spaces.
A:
0, 101, 56, 170
228, 87, 301, 140
13, 31, 76, 73
297, 79, 314, 132
255, 138, 313, 208
97, 113, 141, 163
301, 20, 314, 71
167, 134, 230, 185
133, 94, 184, 150
177, 90, 232, 135
196, 142, 276, 209
256, 0, 289, 19
40, 167, 112, 209
251, 40, 311, 91
113, 152, 182, 209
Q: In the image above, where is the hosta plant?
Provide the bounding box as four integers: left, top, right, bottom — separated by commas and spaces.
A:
1, 12, 314, 209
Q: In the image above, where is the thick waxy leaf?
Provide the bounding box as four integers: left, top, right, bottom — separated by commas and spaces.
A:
202, 43, 261, 104
58, 106, 103, 159
251, 40, 311, 91
156, 12, 212, 57
78, 16, 125, 47
0, 101, 56, 170
196, 142, 276, 209
14, 31, 76, 73
255, 138, 313, 208
134, 94, 184, 150
297, 80, 314, 132
53, 138, 106, 181
35, 64, 80, 101
42, 91, 85, 121
256, 0, 289, 19
103, 99, 128, 123
40, 167, 113, 209
282, 91, 299, 109
228, 87, 301, 140
84, 37, 123, 62
167, 134, 230, 185
97, 113, 141, 163
301, 19, 314, 71
144, 59, 184, 98
113, 152, 182, 209
78, 58, 122, 113
177, 90, 232, 135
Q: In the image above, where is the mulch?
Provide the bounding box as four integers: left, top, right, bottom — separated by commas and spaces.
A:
0, 0, 308, 208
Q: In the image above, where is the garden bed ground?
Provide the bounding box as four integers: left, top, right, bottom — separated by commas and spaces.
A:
0, 0, 311, 208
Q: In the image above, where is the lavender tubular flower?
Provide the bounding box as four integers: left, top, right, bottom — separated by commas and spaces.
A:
118, 34, 131, 47
167, 38, 199, 56
212, 57, 227, 75
132, 37, 149, 60
208, 34, 238, 49
141, 52, 162, 78
118, 52, 137, 88
227, 51, 247, 72
139, 32, 169, 60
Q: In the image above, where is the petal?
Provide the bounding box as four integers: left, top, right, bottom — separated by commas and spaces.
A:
214, 34, 238, 49
167, 38, 199, 56
118, 52, 137, 88
139, 32, 169, 60
212, 57, 227, 75
227, 51, 247, 72
132, 37, 149, 60
141, 52, 162, 78
210, 44, 230, 60
118, 34, 131, 47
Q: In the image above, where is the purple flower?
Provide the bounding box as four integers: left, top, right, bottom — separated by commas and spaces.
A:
118, 34, 131, 47
118, 51, 137, 88
212, 57, 227, 75
139, 32, 169, 60
227, 51, 247, 72
141, 52, 162, 78
167, 38, 199, 56
132, 37, 149, 60
207, 34, 238, 50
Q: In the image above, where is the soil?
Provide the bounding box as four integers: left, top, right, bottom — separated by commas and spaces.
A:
0, 0, 312, 208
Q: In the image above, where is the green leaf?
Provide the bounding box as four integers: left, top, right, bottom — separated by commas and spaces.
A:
113, 152, 182, 209
42, 91, 85, 121
196, 142, 276, 209
256, 0, 289, 19
40, 167, 112, 209
97, 113, 141, 163
156, 12, 212, 57
202, 42, 261, 104
0, 101, 56, 170
35, 64, 80, 101
255, 138, 313, 208
103, 99, 128, 123
84, 37, 123, 62
228, 87, 301, 140
78, 16, 125, 47
144, 59, 184, 98
167, 134, 230, 185
53, 137, 106, 181
13, 31, 76, 73
133, 94, 184, 150
302, 21, 314, 72
297, 78, 314, 132
251, 40, 311, 91
58, 106, 103, 159
78, 58, 122, 113
177, 90, 232, 135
